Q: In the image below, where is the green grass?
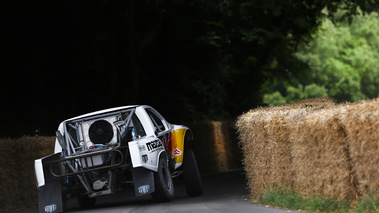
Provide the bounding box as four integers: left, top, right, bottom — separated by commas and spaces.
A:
256, 186, 351, 212
256, 186, 379, 212
307, 195, 350, 213
355, 194, 379, 213
258, 187, 309, 211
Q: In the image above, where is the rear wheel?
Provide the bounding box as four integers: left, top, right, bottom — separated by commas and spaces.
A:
183, 149, 203, 196
151, 155, 174, 202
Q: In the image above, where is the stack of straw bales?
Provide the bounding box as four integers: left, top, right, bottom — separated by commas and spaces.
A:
340, 99, 379, 198
185, 120, 242, 174
236, 98, 379, 200
291, 105, 354, 199
0, 136, 55, 212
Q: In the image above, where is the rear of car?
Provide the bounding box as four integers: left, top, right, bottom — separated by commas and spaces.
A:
34, 105, 203, 213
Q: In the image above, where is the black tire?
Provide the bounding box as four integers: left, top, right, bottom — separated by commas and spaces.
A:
151, 155, 174, 202
183, 149, 203, 196
78, 195, 96, 208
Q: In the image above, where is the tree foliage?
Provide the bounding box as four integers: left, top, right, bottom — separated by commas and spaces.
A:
2, 0, 377, 136
263, 10, 379, 106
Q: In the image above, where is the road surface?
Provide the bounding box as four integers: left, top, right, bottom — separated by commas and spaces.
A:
15, 170, 298, 213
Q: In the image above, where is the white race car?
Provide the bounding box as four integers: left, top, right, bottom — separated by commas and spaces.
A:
34, 105, 203, 213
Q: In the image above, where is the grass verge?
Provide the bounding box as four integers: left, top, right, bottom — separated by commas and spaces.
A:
355, 194, 379, 213
255, 186, 355, 212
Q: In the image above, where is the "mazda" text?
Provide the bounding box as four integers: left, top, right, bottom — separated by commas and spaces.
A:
146, 140, 163, 151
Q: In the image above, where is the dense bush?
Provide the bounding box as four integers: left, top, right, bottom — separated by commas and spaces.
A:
263, 12, 379, 106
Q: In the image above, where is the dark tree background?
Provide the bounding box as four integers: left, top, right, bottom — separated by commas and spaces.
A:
1, 0, 376, 137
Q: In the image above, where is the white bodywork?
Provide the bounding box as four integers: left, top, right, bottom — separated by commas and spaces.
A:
34, 159, 44, 187
129, 136, 165, 172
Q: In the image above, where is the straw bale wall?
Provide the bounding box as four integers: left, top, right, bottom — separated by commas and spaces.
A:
236, 98, 379, 200
0, 120, 241, 212
0, 136, 55, 212
340, 99, 379, 198
184, 120, 242, 174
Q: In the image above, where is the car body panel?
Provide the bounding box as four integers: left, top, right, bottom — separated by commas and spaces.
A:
170, 127, 187, 168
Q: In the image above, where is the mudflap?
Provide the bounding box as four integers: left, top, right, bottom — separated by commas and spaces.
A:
38, 153, 64, 213
131, 167, 155, 196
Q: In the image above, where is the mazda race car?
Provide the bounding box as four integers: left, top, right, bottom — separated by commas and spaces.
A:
34, 105, 203, 213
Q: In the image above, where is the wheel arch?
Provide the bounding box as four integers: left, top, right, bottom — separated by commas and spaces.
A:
158, 150, 169, 162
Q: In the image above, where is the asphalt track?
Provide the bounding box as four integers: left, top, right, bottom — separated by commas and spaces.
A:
15, 170, 298, 213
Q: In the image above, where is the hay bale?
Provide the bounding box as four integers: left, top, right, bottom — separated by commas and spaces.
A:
211, 121, 231, 171
186, 120, 242, 174
264, 108, 295, 190
235, 97, 379, 200
293, 97, 335, 109
302, 106, 355, 199
211, 121, 243, 172
287, 108, 319, 196
0, 136, 55, 212
0, 138, 15, 211
273, 98, 355, 199
236, 98, 337, 197
236, 107, 272, 196
340, 98, 379, 198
